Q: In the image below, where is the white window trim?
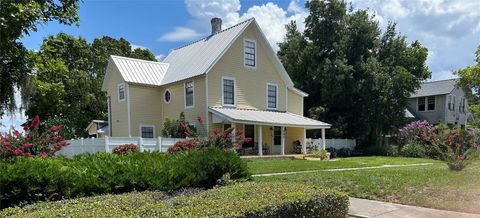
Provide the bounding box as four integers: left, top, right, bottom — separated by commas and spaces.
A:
163, 89, 172, 104
418, 96, 436, 112
117, 83, 126, 102
139, 124, 155, 138
184, 80, 195, 109
448, 94, 456, 112
221, 76, 236, 107
266, 83, 278, 110
243, 38, 257, 69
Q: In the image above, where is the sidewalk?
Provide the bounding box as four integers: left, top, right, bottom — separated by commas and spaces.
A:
349, 197, 480, 218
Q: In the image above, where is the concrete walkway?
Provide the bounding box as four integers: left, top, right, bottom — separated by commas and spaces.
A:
252, 163, 433, 177
349, 197, 480, 218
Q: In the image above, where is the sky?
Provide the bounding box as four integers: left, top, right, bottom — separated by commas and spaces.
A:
1, 0, 479, 132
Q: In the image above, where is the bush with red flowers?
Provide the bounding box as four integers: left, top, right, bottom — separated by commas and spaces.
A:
199, 127, 245, 150
168, 139, 199, 153
112, 144, 140, 155
0, 116, 69, 161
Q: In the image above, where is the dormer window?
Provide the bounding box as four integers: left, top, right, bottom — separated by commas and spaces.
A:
244, 39, 256, 68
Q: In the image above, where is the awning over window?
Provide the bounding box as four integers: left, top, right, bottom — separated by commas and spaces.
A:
209, 107, 331, 129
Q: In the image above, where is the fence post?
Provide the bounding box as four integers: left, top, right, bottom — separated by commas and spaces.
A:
105, 136, 109, 152
80, 137, 84, 146
138, 137, 144, 152
157, 137, 162, 152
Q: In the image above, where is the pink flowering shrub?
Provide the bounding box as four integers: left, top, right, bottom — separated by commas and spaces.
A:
397, 120, 433, 144
0, 116, 69, 160
200, 127, 245, 150
168, 139, 199, 153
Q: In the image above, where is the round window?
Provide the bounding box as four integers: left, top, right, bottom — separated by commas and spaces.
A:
164, 90, 171, 103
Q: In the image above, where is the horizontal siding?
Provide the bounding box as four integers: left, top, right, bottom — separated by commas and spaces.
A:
288, 89, 303, 115
106, 64, 128, 137
129, 84, 163, 137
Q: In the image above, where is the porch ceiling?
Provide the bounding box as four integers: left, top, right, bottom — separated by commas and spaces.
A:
209, 107, 331, 129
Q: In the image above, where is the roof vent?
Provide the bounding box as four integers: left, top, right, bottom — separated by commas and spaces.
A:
211, 17, 222, 35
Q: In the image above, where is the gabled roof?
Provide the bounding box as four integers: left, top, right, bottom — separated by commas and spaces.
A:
209, 107, 330, 129
410, 79, 458, 98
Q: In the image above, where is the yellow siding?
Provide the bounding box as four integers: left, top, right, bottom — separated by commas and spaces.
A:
207, 24, 286, 111
285, 127, 304, 154
129, 84, 163, 137
106, 64, 128, 137
288, 89, 303, 115
160, 76, 207, 136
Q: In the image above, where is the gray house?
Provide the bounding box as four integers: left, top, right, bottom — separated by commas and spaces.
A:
407, 79, 470, 128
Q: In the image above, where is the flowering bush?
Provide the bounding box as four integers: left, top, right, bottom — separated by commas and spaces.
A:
397, 120, 433, 145
162, 112, 197, 138
0, 116, 69, 160
112, 144, 139, 155
200, 127, 245, 150
168, 139, 199, 153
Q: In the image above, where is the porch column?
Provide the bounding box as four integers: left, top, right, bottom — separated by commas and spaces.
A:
258, 126, 263, 156
280, 127, 285, 155
231, 122, 236, 143
321, 128, 326, 150
303, 128, 307, 155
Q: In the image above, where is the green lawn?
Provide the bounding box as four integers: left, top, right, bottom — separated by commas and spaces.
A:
247, 156, 433, 174
249, 157, 480, 214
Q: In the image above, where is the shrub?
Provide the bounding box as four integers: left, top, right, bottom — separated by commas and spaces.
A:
167, 139, 198, 153
400, 143, 425, 158
327, 147, 352, 158
199, 127, 245, 150
307, 149, 329, 160
0, 116, 69, 160
112, 144, 139, 154
385, 145, 399, 157
161, 112, 197, 138
0, 182, 349, 217
397, 120, 433, 145
0, 147, 250, 209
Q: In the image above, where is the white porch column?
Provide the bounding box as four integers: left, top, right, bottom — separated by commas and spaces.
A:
321, 128, 326, 150
280, 127, 285, 155
258, 126, 263, 156
303, 128, 307, 155
231, 122, 236, 143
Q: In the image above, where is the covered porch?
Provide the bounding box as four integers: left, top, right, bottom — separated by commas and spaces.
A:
209, 107, 331, 156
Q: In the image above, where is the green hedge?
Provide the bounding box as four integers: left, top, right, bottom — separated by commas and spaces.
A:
0, 147, 249, 209
0, 182, 349, 217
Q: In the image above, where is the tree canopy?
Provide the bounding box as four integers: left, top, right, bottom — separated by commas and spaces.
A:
455, 45, 480, 128
24, 33, 156, 138
278, 0, 430, 146
0, 0, 81, 117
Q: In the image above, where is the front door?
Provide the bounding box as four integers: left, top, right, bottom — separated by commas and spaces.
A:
243, 124, 255, 148
272, 126, 281, 154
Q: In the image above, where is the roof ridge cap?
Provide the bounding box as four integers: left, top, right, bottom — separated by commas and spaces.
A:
422, 78, 457, 84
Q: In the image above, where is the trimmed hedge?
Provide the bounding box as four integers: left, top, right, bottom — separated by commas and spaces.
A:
0, 182, 349, 217
0, 147, 249, 209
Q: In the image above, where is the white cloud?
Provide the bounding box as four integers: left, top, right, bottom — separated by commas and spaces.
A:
155, 54, 165, 61
381, 0, 410, 18
131, 44, 147, 50
158, 27, 203, 42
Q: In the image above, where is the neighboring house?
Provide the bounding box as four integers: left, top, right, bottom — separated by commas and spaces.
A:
85, 120, 109, 138
407, 79, 470, 128
101, 17, 331, 155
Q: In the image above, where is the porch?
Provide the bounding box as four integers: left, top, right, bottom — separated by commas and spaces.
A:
209, 107, 331, 156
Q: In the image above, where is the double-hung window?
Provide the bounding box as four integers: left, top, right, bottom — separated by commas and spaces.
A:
267, 83, 278, 110
244, 39, 256, 67
448, 95, 456, 111
418, 96, 435, 111
418, 97, 426, 111
185, 81, 194, 108
222, 77, 235, 106
140, 125, 154, 138
427, 96, 435, 110
118, 83, 126, 102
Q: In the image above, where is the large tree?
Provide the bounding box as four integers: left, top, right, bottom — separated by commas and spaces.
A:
0, 0, 80, 117
455, 45, 480, 127
278, 0, 430, 146
25, 33, 156, 138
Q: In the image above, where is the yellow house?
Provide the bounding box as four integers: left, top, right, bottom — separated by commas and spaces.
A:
101, 17, 331, 155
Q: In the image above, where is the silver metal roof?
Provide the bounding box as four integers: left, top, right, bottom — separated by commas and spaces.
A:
161, 19, 253, 85
111, 55, 169, 86
411, 79, 457, 98
209, 107, 331, 129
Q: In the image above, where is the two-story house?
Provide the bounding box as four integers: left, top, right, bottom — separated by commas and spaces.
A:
101, 17, 331, 155
407, 79, 470, 128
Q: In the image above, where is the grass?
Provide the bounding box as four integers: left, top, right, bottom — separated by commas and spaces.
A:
247, 156, 433, 174
251, 157, 480, 214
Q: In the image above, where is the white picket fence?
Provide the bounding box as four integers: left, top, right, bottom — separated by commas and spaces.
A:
306, 138, 356, 150
57, 137, 185, 157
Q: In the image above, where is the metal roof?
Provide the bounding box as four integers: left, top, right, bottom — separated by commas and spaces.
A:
161, 19, 253, 85
209, 107, 331, 129
411, 79, 457, 98
111, 55, 169, 86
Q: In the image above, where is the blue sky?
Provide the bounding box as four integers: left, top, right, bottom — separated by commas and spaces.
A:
2, 0, 480, 132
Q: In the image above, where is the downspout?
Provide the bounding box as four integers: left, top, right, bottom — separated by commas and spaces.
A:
127, 83, 131, 137
205, 74, 209, 138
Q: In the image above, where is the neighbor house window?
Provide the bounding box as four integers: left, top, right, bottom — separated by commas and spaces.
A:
427, 96, 435, 111
244, 39, 256, 67
267, 83, 278, 110
140, 125, 154, 138
460, 98, 466, 113
185, 81, 194, 108
418, 97, 425, 111
222, 77, 235, 106
448, 95, 456, 111
118, 83, 125, 102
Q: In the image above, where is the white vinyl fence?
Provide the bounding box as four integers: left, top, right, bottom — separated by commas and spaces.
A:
57, 137, 185, 157
306, 138, 356, 150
